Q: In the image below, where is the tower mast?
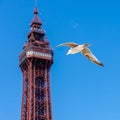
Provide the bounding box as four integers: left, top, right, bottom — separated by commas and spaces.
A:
19, 5, 53, 120
34, 0, 37, 7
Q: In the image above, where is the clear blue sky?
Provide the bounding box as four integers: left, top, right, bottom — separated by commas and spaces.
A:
0, 0, 120, 120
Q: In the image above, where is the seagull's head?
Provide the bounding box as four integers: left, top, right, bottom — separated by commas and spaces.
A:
84, 44, 92, 47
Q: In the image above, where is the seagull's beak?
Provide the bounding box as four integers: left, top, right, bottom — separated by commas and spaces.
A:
88, 44, 92, 46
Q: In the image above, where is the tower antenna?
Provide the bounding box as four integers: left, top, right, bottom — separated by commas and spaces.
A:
34, 0, 38, 8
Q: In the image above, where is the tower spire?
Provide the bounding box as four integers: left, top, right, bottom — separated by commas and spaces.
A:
34, 6, 38, 15
34, 0, 37, 8
27, 3, 49, 44
30, 3, 42, 27
34, 0, 38, 15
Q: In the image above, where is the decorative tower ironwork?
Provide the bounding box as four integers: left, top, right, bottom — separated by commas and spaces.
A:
19, 7, 53, 120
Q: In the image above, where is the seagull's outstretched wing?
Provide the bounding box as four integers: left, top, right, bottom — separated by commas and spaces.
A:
56, 42, 79, 48
81, 48, 104, 66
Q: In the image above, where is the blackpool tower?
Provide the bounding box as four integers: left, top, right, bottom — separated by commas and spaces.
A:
19, 7, 53, 120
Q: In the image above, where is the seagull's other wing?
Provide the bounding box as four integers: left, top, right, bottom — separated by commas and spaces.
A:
56, 42, 79, 48
81, 48, 104, 66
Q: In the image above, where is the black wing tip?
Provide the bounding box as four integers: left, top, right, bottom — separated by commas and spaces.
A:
99, 63, 104, 67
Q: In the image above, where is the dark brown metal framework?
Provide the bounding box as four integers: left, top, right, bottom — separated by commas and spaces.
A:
19, 7, 53, 120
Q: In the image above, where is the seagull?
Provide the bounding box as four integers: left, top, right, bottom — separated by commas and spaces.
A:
56, 42, 104, 67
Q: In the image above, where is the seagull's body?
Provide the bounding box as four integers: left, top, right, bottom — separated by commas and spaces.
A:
66, 44, 88, 55
56, 42, 104, 67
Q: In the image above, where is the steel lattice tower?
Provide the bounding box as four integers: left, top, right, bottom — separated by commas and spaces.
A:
19, 7, 53, 120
